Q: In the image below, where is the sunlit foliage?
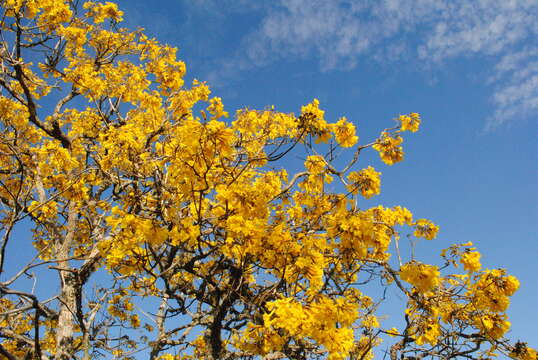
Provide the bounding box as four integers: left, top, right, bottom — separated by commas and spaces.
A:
0, 1, 534, 360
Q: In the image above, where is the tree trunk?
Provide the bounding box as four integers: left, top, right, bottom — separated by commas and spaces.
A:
55, 273, 78, 360
54, 203, 78, 360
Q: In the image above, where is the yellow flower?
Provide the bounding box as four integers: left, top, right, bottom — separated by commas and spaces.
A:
304, 155, 326, 174
474, 314, 511, 339
347, 166, 381, 198
510, 343, 537, 360
413, 219, 439, 240
503, 275, 520, 296
414, 319, 440, 345
331, 117, 358, 148
460, 250, 481, 272
400, 261, 440, 293
361, 315, 380, 328
207, 96, 229, 119
373, 132, 404, 165
300, 99, 333, 143
386, 327, 399, 337
129, 314, 140, 328
400, 113, 421, 132
301, 98, 325, 121
83, 1, 123, 23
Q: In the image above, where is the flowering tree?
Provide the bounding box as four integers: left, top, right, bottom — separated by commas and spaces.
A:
0, 1, 535, 360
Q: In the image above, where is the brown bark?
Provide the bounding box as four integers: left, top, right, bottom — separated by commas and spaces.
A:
54, 203, 78, 360
55, 273, 78, 360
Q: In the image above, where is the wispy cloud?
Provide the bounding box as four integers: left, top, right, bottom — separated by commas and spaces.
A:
488, 48, 538, 129
243, 1, 370, 70
417, 1, 536, 60
207, 0, 538, 129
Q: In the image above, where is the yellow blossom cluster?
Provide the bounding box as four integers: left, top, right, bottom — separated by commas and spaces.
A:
346, 166, 381, 198
414, 319, 441, 345
373, 132, 404, 165
83, 1, 123, 23
0, 299, 34, 357
399, 112, 421, 132
460, 250, 482, 272
413, 218, 440, 240
474, 313, 511, 340
470, 269, 519, 314
331, 117, 358, 147
400, 261, 440, 293
207, 96, 229, 119
237, 295, 359, 359
304, 155, 326, 174
511, 343, 538, 360
4, 0, 73, 29
299, 99, 334, 143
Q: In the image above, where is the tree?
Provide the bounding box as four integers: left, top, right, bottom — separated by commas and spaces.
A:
0, 1, 535, 360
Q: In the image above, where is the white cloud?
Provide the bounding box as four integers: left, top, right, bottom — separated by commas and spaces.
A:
243, 0, 370, 70
494, 48, 538, 76
417, 0, 536, 60
207, 0, 538, 128
488, 48, 538, 129
246, 0, 537, 64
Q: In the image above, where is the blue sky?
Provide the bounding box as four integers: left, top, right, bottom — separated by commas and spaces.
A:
110, 0, 538, 348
